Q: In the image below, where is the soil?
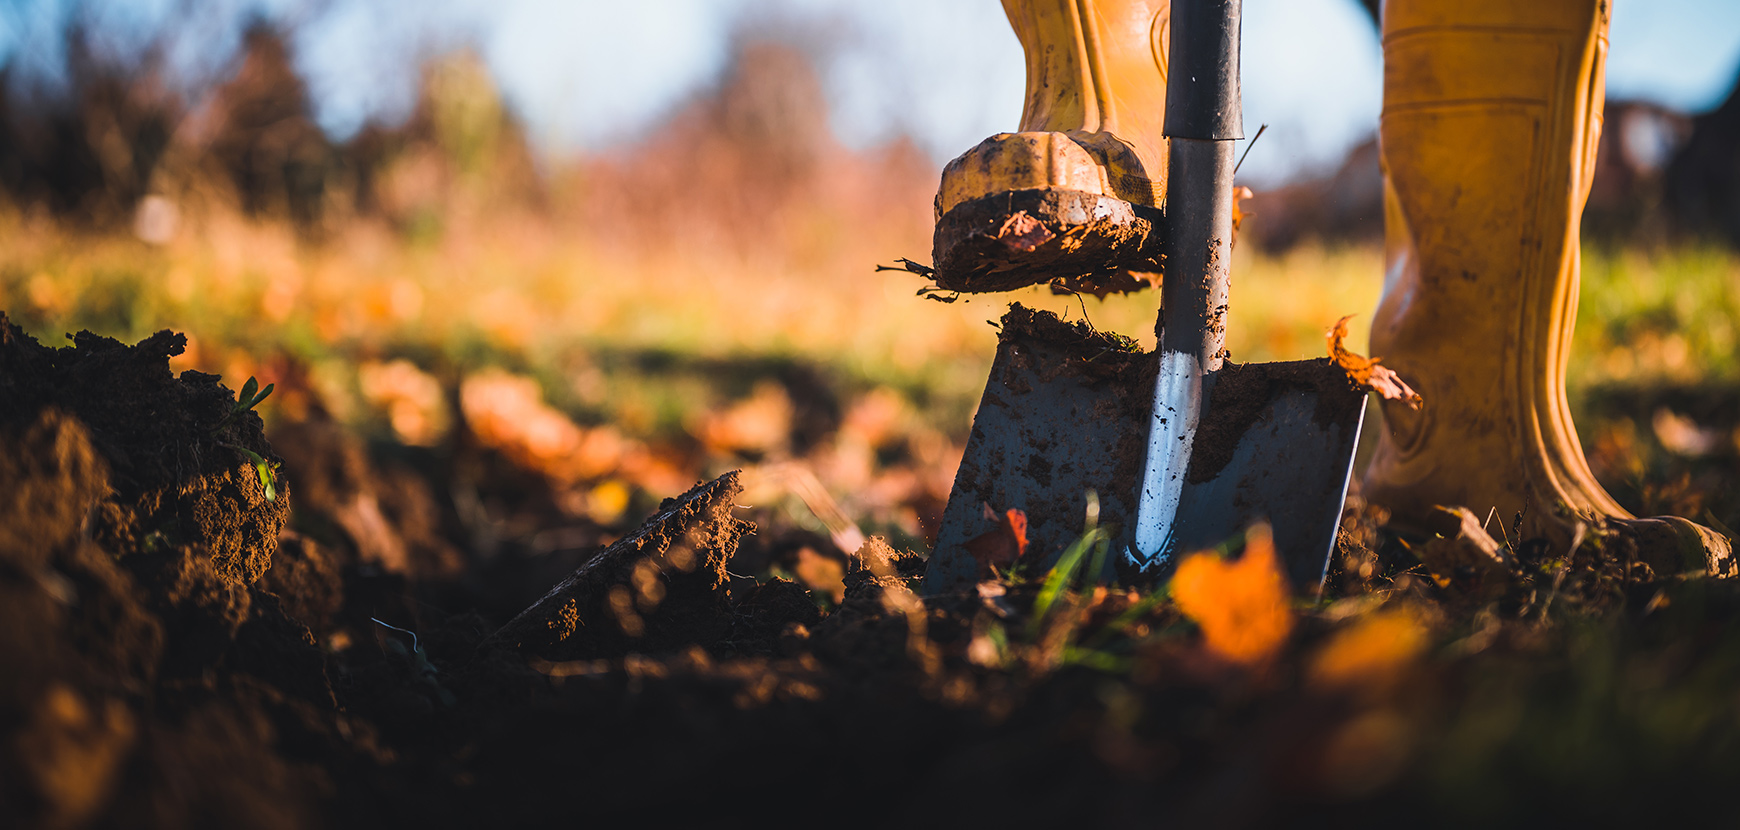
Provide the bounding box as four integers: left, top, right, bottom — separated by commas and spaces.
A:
0, 316, 288, 585
8, 313, 1740, 828
1188, 358, 1367, 484
1002, 304, 1148, 388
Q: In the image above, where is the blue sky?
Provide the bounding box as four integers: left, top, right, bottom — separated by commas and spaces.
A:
3, 0, 1739, 185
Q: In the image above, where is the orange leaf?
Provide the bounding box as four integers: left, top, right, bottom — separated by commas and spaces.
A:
1327, 315, 1422, 410
1230, 185, 1255, 244
1169, 524, 1294, 666
964, 507, 1028, 575
1308, 607, 1429, 699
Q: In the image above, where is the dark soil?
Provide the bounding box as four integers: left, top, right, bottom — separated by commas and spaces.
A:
1189, 358, 1366, 484
9, 313, 1740, 829
997, 302, 1147, 380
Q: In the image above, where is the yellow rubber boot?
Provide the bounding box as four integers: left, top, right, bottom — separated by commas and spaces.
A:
931, 0, 1171, 295
1366, 0, 1732, 576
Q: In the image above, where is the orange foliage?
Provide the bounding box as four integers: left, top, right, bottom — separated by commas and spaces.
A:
1309, 607, 1430, 698
1328, 315, 1422, 410
1169, 524, 1294, 665
964, 507, 1028, 575
458, 368, 690, 504
461, 369, 623, 483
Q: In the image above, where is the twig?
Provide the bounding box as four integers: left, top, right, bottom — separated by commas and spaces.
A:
876, 258, 935, 278
1233, 123, 1270, 176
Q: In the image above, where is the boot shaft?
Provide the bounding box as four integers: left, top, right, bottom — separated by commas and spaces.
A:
1006, 0, 1172, 204
1368, 0, 1622, 534
940, 0, 1171, 216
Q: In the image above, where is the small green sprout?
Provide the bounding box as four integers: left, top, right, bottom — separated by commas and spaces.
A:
216, 376, 274, 429
220, 442, 279, 502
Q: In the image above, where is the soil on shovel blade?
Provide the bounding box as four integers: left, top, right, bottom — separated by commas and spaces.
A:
8, 312, 1740, 829
983, 304, 1364, 497
1188, 358, 1367, 484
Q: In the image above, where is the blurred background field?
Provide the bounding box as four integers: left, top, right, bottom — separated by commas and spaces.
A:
2, 0, 1740, 560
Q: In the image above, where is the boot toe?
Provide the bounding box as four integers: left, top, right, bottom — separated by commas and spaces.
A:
1612, 516, 1736, 579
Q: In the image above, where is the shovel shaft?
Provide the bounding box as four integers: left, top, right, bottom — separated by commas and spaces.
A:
1159, 0, 1241, 363
1164, 0, 1244, 142
1132, 0, 1243, 565
1158, 138, 1234, 366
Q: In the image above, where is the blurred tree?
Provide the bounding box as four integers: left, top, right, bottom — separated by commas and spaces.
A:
0, 23, 179, 227
1665, 72, 1740, 248
197, 25, 334, 229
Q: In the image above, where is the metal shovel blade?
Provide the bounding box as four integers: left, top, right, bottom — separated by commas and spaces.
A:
925, 305, 1366, 594
1160, 359, 1368, 590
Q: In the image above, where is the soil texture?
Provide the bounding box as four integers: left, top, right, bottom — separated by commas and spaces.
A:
8, 314, 1740, 829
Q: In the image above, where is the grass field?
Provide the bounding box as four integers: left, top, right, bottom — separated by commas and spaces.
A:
3, 203, 1734, 534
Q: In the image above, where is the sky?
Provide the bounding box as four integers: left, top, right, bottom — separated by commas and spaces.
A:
2, 0, 1739, 185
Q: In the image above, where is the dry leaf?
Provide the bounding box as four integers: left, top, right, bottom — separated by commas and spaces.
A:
996, 211, 1055, 253
965, 507, 1028, 575
1230, 185, 1255, 245
1414, 505, 1514, 596
1308, 607, 1429, 698
1169, 524, 1294, 666
1328, 315, 1422, 410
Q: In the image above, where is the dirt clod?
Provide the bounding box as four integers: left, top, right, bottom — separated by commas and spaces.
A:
0, 313, 289, 586
932, 187, 1166, 295
481, 472, 752, 661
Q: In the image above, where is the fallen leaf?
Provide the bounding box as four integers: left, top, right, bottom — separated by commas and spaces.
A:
1308, 607, 1429, 699
1230, 185, 1255, 245
1328, 315, 1422, 410
965, 506, 1028, 575
1169, 524, 1294, 666
996, 211, 1055, 253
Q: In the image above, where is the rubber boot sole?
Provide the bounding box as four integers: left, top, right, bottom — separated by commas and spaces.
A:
931, 187, 1165, 296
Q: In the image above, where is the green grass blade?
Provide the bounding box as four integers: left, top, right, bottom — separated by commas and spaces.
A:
1032, 526, 1103, 623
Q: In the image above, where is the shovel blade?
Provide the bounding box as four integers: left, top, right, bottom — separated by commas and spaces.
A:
1161, 367, 1367, 591
926, 306, 1365, 594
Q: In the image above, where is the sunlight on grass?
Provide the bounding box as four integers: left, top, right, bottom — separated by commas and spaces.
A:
3, 205, 1730, 440
0, 206, 1391, 448
1575, 246, 1740, 389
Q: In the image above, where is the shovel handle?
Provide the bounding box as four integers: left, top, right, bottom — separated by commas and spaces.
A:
1164, 0, 1244, 142
1159, 0, 1242, 368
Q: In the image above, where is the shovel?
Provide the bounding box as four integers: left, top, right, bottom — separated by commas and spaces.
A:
925, 0, 1366, 593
